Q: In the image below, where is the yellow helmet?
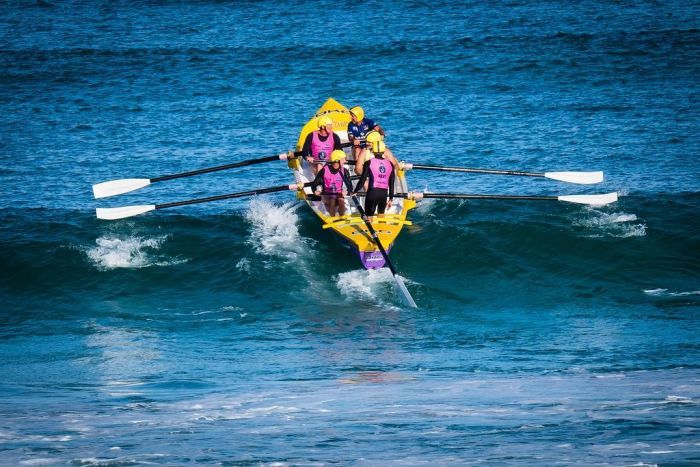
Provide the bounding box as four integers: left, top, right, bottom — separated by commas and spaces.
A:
317, 115, 333, 129
330, 150, 345, 162
365, 130, 381, 143
350, 106, 364, 122
372, 141, 386, 154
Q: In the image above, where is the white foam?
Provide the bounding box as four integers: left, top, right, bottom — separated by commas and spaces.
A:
86, 235, 187, 270
573, 210, 646, 238
19, 459, 60, 466
643, 288, 667, 296
244, 198, 307, 261
235, 257, 251, 272
664, 395, 694, 403
188, 404, 302, 421
643, 289, 700, 297
335, 268, 396, 302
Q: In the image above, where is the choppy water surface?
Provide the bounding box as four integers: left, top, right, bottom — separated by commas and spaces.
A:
1, 0, 699, 464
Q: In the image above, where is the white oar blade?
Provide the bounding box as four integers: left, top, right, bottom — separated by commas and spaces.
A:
558, 192, 618, 206
96, 205, 156, 220
545, 171, 603, 185
92, 178, 151, 199
394, 275, 418, 308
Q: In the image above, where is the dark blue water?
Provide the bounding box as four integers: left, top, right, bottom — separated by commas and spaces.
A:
1, 0, 699, 464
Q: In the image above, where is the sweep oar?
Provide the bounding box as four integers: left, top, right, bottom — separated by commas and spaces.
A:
96, 183, 310, 220
340, 172, 418, 308
401, 163, 603, 185
93, 142, 354, 199
395, 191, 618, 206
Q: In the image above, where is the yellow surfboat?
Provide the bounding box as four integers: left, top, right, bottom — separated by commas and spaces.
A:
286, 98, 416, 269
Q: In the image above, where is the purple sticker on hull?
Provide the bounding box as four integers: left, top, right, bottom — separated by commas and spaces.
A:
359, 248, 391, 269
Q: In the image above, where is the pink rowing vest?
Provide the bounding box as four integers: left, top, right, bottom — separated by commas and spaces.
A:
323, 168, 344, 194
369, 158, 392, 189
310, 131, 335, 162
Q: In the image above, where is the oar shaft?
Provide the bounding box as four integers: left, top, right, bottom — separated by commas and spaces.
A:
341, 174, 397, 275
150, 141, 354, 183
391, 191, 617, 205
408, 164, 543, 178
340, 183, 416, 307
151, 154, 289, 183
359, 193, 556, 201
156, 183, 308, 210
418, 193, 557, 201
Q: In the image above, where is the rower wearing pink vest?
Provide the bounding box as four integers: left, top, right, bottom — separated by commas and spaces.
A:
301, 115, 342, 175
354, 130, 398, 177
353, 141, 395, 220
311, 150, 352, 217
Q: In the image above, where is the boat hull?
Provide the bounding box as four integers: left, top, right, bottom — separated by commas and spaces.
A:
289, 98, 415, 269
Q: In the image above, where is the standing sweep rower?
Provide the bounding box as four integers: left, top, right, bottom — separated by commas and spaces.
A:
353, 141, 395, 221
301, 115, 342, 175
353, 130, 398, 176
311, 149, 352, 217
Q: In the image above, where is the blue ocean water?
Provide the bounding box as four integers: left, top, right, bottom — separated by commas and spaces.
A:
1, 0, 699, 464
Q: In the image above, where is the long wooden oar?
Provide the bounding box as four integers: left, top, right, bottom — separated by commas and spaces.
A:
96, 183, 310, 220
93, 142, 353, 199
340, 172, 418, 308
394, 191, 618, 206
401, 163, 603, 185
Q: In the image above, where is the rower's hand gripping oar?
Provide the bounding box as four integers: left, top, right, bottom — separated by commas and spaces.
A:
340, 172, 418, 308
92, 142, 354, 199
401, 163, 604, 185
397, 191, 618, 206
96, 182, 311, 220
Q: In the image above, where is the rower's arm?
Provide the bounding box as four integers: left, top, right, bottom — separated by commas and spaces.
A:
354, 162, 370, 192
347, 124, 356, 142
310, 167, 325, 193
373, 122, 384, 137
300, 133, 313, 159
342, 168, 354, 192
388, 169, 395, 200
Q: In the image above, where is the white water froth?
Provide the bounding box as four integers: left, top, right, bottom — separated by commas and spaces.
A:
244, 198, 309, 262
19, 459, 60, 466
235, 257, 251, 272
663, 395, 694, 404
573, 209, 646, 238
335, 268, 399, 304
643, 288, 700, 297
86, 235, 187, 270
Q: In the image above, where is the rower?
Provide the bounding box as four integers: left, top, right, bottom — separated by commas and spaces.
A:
352, 141, 395, 221
311, 149, 352, 217
301, 115, 342, 175
353, 130, 398, 176
348, 106, 384, 162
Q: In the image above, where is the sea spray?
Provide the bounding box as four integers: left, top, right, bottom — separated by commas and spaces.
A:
244, 198, 307, 261
335, 268, 400, 306
571, 208, 647, 238
85, 235, 186, 270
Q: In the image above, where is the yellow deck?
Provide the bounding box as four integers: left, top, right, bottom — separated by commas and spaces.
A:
287, 98, 416, 262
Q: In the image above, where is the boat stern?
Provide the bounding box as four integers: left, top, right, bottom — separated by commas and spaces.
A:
358, 248, 390, 269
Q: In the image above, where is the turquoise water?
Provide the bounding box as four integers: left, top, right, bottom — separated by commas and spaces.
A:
1, 0, 699, 464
